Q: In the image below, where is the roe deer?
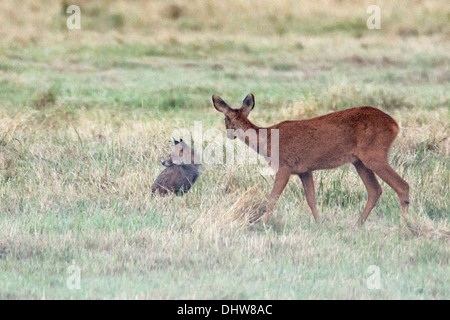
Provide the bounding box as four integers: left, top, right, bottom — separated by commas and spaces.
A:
212, 93, 409, 225
151, 139, 200, 196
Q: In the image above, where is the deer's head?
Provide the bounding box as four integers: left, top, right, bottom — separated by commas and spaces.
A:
212, 93, 255, 140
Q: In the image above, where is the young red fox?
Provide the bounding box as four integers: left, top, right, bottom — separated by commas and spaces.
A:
151, 139, 200, 196
213, 93, 409, 225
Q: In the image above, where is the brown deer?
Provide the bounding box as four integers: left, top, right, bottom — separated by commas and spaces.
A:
213, 93, 409, 225
151, 139, 200, 196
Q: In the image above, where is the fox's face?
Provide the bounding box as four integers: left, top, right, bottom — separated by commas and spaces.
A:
161, 139, 195, 167
212, 93, 255, 140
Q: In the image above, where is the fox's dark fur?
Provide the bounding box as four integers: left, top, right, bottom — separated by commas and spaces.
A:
151, 164, 199, 195
151, 139, 200, 196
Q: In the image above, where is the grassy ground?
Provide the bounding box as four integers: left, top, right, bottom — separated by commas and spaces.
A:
0, 0, 449, 299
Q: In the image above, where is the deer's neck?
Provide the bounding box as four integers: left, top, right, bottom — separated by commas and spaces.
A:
235, 118, 269, 155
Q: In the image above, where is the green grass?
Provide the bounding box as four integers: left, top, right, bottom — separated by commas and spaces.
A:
0, 0, 449, 299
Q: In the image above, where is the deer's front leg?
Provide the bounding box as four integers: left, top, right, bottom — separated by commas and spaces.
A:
261, 167, 291, 223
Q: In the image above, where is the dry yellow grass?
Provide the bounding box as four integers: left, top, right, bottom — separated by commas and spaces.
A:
1, 0, 448, 46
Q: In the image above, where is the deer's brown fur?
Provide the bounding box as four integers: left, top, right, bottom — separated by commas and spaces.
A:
213, 93, 409, 224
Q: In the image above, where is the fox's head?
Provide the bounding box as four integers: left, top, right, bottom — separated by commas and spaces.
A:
212, 93, 255, 140
161, 139, 196, 167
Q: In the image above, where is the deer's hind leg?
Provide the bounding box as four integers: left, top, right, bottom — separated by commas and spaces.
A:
359, 155, 410, 218
353, 160, 382, 225
299, 171, 319, 222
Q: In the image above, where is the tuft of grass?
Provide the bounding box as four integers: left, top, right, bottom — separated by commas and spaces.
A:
162, 4, 186, 20
31, 90, 56, 110
108, 14, 124, 29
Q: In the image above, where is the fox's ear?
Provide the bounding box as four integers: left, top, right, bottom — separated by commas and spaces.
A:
241, 93, 255, 117
212, 94, 230, 114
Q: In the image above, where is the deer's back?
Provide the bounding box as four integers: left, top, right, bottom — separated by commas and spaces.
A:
271, 107, 399, 171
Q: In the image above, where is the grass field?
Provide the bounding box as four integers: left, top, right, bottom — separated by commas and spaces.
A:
0, 0, 449, 299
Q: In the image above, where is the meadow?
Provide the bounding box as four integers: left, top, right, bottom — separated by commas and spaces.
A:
0, 0, 449, 299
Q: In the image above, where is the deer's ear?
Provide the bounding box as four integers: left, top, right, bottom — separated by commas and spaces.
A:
212, 94, 230, 114
241, 93, 255, 117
